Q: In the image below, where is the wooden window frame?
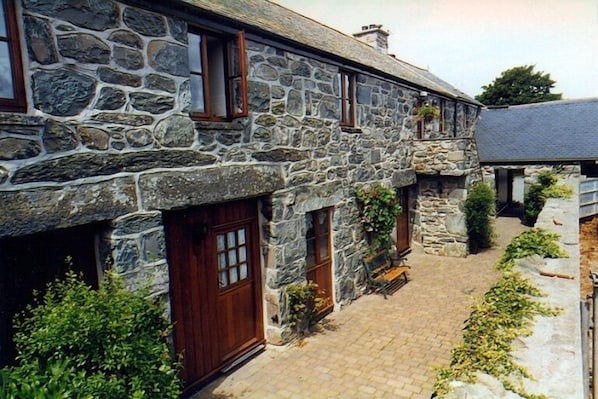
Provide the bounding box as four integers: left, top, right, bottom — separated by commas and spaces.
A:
0, 0, 25, 113
188, 29, 247, 121
340, 70, 356, 127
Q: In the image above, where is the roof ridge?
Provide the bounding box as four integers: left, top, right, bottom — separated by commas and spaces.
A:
493, 98, 598, 110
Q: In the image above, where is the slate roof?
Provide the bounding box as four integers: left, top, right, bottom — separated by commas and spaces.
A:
475, 98, 598, 164
176, 0, 480, 104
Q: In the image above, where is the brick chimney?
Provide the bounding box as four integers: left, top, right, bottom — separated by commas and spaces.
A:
353, 24, 389, 54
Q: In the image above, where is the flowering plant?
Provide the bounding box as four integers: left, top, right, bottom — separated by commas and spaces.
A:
416, 104, 440, 121
355, 183, 402, 252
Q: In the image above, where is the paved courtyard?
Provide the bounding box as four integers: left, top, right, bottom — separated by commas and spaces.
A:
191, 217, 528, 399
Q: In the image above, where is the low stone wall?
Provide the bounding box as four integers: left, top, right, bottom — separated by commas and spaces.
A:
441, 177, 584, 399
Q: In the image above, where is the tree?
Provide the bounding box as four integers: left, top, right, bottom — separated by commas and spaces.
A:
475, 65, 562, 106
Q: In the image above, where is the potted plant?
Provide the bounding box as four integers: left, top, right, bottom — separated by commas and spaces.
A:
416, 103, 440, 121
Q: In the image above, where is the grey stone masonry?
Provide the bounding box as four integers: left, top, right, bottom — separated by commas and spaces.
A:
440, 179, 583, 399
2, 0, 482, 345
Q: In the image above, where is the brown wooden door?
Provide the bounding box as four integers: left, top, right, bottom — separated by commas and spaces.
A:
396, 189, 411, 255
306, 209, 333, 316
165, 200, 264, 391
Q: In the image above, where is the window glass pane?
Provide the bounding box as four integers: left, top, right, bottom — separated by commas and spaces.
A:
343, 73, 350, 99
231, 77, 243, 114
0, 0, 6, 37
238, 228, 245, 245
228, 37, 240, 76
239, 245, 246, 262
188, 33, 202, 72
305, 213, 315, 239
190, 75, 205, 113
227, 231, 236, 247
306, 238, 316, 267
217, 234, 225, 251
317, 211, 329, 233
218, 252, 227, 270
318, 235, 329, 260
240, 263, 248, 280
219, 271, 228, 287
228, 249, 237, 265
229, 267, 238, 284
0, 42, 14, 99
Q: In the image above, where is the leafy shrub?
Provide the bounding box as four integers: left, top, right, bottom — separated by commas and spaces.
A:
434, 229, 564, 399
2, 271, 181, 399
435, 272, 558, 399
464, 182, 496, 250
284, 281, 323, 337
524, 170, 572, 226
497, 228, 567, 272
356, 183, 402, 252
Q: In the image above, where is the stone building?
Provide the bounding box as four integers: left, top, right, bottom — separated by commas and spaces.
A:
0, 0, 482, 390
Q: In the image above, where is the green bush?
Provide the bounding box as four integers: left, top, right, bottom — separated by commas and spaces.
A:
464, 182, 496, 250
356, 183, 402, 252
434, 228, 563, 399
523, 182, 546, 226
284, 281, 323, 337
524, 170, 572, 226
497, 228, 567, 272
1, 271, 181, 399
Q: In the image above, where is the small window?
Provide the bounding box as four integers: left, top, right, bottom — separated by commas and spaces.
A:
306, 209, 331, 268
0, 0, 25, 112
438, 98, 446, 132
415, 99, 445, 139
464, 105, 470, 130
339, 70, 356, 127
188, 30, 247, 121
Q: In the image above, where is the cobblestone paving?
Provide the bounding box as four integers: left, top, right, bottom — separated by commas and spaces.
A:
191, 217, 528, 399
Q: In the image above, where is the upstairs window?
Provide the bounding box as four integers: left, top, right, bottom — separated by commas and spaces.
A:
188, 30, 247, 121
339, 70, 356, 127
415, 99, 445, 139
0, 0, 25, 112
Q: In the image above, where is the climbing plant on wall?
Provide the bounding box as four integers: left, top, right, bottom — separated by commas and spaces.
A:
356, 183, 402, 253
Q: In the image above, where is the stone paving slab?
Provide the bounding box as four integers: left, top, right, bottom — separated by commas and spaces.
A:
191, 217, 528, 399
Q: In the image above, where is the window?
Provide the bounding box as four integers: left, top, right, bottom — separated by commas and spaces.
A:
216, 227, 249, 289
306, 209, 331, 268
188, 30, 247, 120
305, 208, 333, 315
339, 70, 356, 127
415, 99, 446, 139
0, 0, 25, 112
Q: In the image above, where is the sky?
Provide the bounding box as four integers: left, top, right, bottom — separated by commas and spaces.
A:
271, 0, 598, 100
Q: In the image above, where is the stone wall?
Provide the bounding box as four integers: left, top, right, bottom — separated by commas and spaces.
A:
411, 138, 482, 256
440, 178, 583, 399
412, 176, 469, 256
0, 0, 482, 343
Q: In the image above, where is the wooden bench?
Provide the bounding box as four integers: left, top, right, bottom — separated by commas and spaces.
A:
363, 250, 411, 299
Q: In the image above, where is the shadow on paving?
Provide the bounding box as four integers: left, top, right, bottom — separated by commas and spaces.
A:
190, 217, 528, 399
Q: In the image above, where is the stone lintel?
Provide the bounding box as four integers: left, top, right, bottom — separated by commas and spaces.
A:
0, 177, 137, 238
391, 169, 417, 187
139, 165, 285, 210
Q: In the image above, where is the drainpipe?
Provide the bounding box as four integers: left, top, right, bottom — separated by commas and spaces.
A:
591, 272, 598, 398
